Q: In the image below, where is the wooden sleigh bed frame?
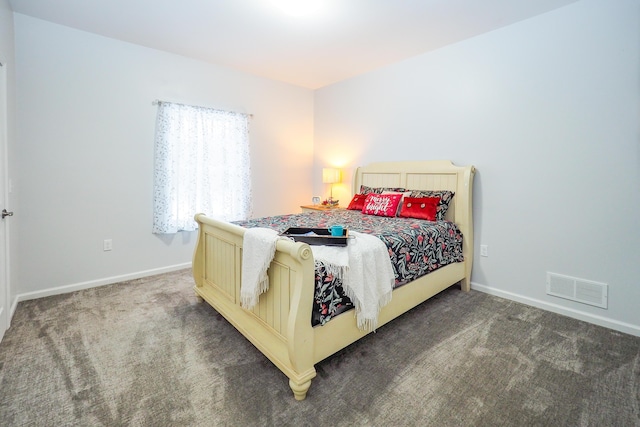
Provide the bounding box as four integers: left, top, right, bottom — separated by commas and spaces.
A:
192, 160, 476, 400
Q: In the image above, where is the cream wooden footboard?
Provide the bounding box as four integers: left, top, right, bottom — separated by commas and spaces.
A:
192, 160, 475, 400
192, 215, 317, 399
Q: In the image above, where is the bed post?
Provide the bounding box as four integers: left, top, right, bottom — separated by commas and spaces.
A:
192, 213, 205, 296
283, 242, 317, 400
458, 165, 476, 291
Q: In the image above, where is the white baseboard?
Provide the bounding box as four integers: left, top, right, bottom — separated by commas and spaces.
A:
471, 282, 640, 337
10, 263, 192, 320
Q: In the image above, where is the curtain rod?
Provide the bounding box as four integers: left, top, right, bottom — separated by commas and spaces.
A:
152, 99, 253, 118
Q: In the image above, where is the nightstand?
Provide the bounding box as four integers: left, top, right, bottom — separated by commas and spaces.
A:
300, 205, 342, 213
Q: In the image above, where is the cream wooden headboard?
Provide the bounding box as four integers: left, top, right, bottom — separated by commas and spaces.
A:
353, 160, 476, 279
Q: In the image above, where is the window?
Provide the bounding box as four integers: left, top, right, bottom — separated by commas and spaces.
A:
152, 101, 251, 233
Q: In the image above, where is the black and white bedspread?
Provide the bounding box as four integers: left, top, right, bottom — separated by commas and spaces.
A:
234, 210, 463, 326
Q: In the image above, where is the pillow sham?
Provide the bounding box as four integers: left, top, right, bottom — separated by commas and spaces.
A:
361, 193, 403, 217
408, 190, 455, 221
399, 196, 440, 221
347, 194, 367, 210
359, 185, 407, 195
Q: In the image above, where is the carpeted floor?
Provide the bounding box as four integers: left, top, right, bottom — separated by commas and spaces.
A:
0, 269, 638, 426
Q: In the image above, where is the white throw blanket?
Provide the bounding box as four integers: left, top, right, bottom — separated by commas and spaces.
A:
240, 228, 281, 309
312, 231, 394, 332
240, 228, 395, 332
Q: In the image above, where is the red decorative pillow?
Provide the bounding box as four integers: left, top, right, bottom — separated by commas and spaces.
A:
408, 190, 454, 220
361, 193, 403, 217
399, 197, 440, 221
347, 194, 367, 210
382, 190, 412, 216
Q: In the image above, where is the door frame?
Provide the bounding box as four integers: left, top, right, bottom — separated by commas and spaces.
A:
0, 57, 11, 341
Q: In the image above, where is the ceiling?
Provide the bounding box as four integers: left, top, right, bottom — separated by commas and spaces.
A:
9, 0, 579, 89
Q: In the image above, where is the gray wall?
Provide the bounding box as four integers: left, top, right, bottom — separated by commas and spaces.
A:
314, 0, 640, 334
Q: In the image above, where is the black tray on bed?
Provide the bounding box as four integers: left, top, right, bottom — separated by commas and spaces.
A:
281, 227, 349, 247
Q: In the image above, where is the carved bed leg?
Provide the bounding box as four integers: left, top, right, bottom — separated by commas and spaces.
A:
460, 276, 471, 292
289, 379, 312, 401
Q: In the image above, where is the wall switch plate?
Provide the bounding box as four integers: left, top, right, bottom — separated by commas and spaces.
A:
480, 244, 488, 257
103, 239, 113, 251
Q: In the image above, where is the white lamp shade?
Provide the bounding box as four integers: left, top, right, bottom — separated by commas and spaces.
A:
322, 168, 340, 184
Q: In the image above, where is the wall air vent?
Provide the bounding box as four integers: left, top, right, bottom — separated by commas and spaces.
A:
546, 272, 608, 309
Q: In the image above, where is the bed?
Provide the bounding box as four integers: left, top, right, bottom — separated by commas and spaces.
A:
192, 160, 476, 400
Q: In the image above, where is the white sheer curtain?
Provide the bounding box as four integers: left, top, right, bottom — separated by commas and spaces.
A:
153, 101, 251, 233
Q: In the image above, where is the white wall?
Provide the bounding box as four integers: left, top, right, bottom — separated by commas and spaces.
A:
314, 0, 640, 334
13, 15, 314, 296
10, 0, 640, 335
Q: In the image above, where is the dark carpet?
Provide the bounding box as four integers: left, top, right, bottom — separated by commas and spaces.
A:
0, 269, 638, 426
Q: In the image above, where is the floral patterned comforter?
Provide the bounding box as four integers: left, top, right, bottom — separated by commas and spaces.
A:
234, 209, 463, 326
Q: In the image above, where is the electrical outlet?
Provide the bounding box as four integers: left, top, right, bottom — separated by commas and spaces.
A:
480, 244, 488, 257
103, 239, 113, 251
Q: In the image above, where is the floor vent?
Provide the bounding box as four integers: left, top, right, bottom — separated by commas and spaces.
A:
546, 272, 608, 309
